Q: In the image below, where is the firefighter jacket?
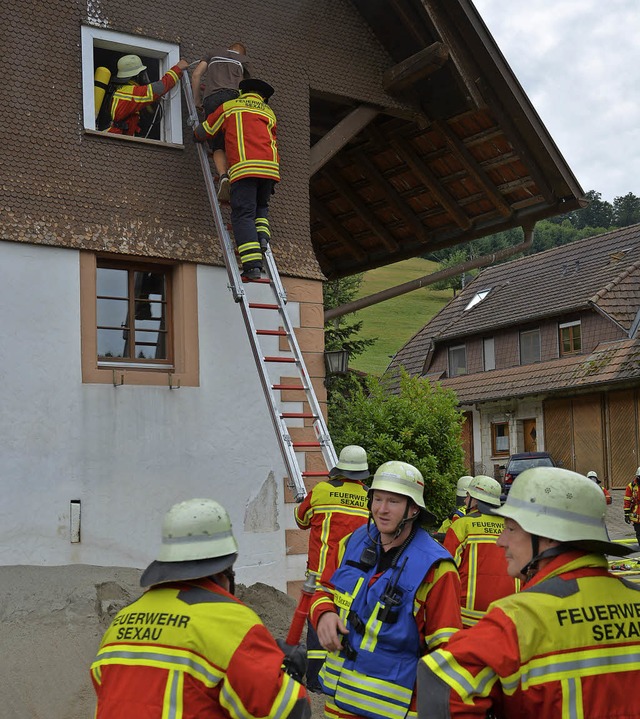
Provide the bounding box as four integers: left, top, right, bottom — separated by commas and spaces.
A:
107, 64, 184, 136
311, 524, 461, 719
435, 505, 466, 537
195, 92, 280, 183
417, 550, 640, 719
624, 479, 640, 522
294, 477, 369, 582
443, 510, 519, 626
91, 578, 310, 719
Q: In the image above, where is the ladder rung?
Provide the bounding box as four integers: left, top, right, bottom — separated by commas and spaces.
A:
281, 412, 317, 419
302, 471, 330, 477
249, 303, 279, 310
242, 276, 271, 284
264, 356, 296, 363
293, 442, 321, 448
272, 384, 305, 391
257, 329, 288, 336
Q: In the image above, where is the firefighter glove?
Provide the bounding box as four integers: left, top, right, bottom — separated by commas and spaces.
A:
276, 639, 307, 683
625, 513, 632, 524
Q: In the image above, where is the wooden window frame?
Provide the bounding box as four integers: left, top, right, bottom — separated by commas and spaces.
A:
80, 252, 199, 386
80, 26, 184, 145
559, 320, 581, 356
491, 422, 510, 457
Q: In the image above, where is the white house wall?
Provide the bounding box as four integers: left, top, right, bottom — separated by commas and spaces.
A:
0, 241, 295, 591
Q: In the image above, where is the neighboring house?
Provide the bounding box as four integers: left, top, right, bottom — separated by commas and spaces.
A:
1, 0, 582, 595
387, 225, 640, 489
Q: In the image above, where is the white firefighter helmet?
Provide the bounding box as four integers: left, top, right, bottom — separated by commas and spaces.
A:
586, 470, 598, 482
468, 475, 502, 507
456, 475, 474, 495
329, 445, 370, 480
636, 467, 640, 477
493, 467, 632, 557
369, 461, 426, 508
140, 498, 239, 587
117, 54, 147, 79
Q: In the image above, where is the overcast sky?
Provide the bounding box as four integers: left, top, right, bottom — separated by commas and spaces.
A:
472, 0, 640, 202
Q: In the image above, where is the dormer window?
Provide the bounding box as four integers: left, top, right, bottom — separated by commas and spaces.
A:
464, 288, 491, 311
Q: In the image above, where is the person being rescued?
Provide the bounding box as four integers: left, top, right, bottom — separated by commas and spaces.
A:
106, 54, 189, 136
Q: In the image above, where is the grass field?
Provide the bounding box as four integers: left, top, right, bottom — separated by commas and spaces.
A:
348, 258, 453, 377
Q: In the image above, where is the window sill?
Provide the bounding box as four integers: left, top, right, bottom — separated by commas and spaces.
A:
83, 128, 185, 150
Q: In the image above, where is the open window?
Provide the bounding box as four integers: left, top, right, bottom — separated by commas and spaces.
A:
80, 26, 183, 144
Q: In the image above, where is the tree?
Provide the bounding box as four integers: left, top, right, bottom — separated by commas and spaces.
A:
329, 369, 466, 522
430, 249, 477, 292
613, 192, 640, 227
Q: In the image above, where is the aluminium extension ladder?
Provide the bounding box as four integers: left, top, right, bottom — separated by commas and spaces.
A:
182, 77, 337, 501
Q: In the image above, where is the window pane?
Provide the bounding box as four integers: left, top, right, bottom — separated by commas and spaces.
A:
573, 324, 581, 350
449, 346, 466, 376
98, 328, 129, 358
483, 337, 495, 371
135, 330, 167, 360
520, 330, 540, 364
134, 300, 165, 327
97, 298, 129, 329
97, 267, 128, 298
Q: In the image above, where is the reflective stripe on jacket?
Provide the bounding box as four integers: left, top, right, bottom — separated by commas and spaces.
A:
196, 92, 279, 182
91, 578, 309, 719
418, 551, 640, 719
319, 525, 454, 719
294, 478, 369, 581
443, 510, 519, 626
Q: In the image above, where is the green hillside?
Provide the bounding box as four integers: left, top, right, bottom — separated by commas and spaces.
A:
349, 258, 453, 377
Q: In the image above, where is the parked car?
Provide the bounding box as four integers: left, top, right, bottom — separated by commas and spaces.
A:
502, 452, 556, 494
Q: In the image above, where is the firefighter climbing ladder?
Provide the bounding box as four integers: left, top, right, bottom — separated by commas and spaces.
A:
182, 77, 337, 502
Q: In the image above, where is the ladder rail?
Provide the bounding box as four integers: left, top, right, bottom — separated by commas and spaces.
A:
181, 76, 336, 501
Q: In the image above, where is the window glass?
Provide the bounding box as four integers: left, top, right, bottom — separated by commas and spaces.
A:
520, 329, 541, 365
559, 321, 581, 355
483, 337, 495, 371
448, 345, 466, 376
491, 422, 510, 456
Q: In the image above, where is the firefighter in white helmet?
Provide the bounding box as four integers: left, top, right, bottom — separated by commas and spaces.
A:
587, 470, 612, 505
311, 461, 462, 719
294, 445, 370, 692
434, 475, 474, 540
443, 475, 519, 626
91, 498, 310, 719
417, 467, 639, 719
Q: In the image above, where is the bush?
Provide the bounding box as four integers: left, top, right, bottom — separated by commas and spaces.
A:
329, 369, 466, 522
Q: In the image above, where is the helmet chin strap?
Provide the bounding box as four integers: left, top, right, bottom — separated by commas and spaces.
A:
520, 537, 569, 582
367, 499, 421, 546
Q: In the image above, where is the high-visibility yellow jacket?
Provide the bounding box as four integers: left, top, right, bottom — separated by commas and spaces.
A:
195, 92, 280, 183
443, 510, 519, 626
417, 550, 640, 718
91, 578, 310, 719
624, 480, 640, 522
294, 477, 369, 582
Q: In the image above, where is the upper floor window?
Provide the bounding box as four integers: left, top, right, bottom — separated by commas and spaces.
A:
559, 320, 581, 355
448, 345, 467, 377
81, 26, 183, 144
483, 337, 495, 371
520, 328, 541, 365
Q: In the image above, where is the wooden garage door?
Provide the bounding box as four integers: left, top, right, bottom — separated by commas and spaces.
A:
608, 390, 638, 488
543, 398, 573, 470
572, 395, 603, 476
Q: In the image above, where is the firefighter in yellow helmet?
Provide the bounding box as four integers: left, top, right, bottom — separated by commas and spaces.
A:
417, 467, 639, 719
91, 498, 310, 719
311, 461, 462, 719
434, 475, 473, 541
106, 54, 189, 136
443, 475, 519, 626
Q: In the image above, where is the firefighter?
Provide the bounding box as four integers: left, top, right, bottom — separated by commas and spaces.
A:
443, 475, 519, 627
91, 498, 310, 719
587, 470, 612, 505
434, 474, 473, 540
193, 78, 279, 280
624, 467, 640, 544
417, 467, 640, 719
311, 461, 462, 719
294, 445, 371, 691
106, 54, 189, 136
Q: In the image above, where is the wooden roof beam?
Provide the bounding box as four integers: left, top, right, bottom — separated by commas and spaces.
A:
310, 197, 367, 262
387, 136, 472, 230
323, 170, 401, 253
432, 118, 512, 218
383, 42, 450, 94
310, 106, 379, 177
351, 149, 427, 240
